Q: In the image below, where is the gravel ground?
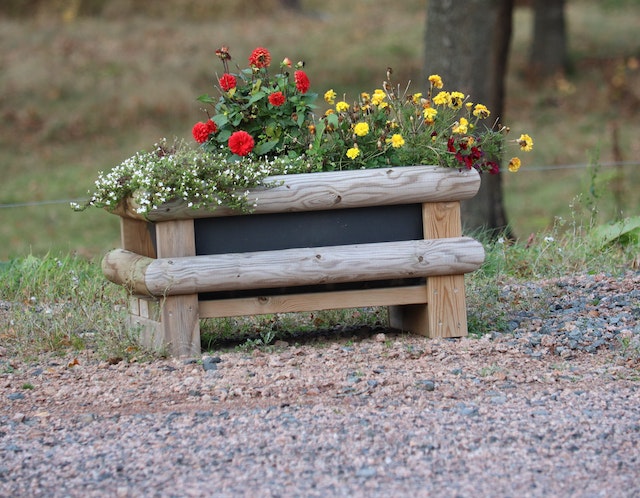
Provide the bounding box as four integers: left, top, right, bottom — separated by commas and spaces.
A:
1, 271, 639, 497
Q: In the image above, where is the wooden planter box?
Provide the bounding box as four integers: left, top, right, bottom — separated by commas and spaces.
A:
102, 166, 485, 356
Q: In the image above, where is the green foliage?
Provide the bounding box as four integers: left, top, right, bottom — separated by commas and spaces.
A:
591, 216, 640, 247
311, 80, 530, 173
0, 253, 140, 360
197, 47, 318, 158
72, 138, 313, 216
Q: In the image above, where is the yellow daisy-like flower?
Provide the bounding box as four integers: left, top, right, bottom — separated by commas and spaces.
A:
387, 133, 405, 148
378, 101, 389, 110
449, 91, 465, 109
346, 146, 360, 160
518, 133, 534, 151
324, 89, 337, 105
428, 74, 443, 89
423, 107, 438, 124
452, 117, 469, 134
353, 122, 370, 137
465, 102, 474, 111
508, 157, 521, 172
412, 93, 423, 104
336, 101, 350, 112
433, 91, 451, 106
371, 89, 386, 106
473, 104, 491, 119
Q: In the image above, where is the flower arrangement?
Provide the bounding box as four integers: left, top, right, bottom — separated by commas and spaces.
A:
193, 46, 318, 158
74, 46, 533, 215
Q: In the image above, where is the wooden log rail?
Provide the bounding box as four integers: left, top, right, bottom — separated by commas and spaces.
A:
104, 166, 485, 357
103, 237, 484, 296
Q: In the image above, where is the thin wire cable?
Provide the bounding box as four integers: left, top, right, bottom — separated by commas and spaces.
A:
0, 161, 638, 209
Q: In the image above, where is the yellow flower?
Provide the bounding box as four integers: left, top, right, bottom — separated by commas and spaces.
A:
473, 104, 491, 119
387, 133, 405, 148
371, 89, 386, 106
428, 74, 443, 89
449, 91, 465, 109
353, 122, 370, 137
361, 92, 371, 103
346, 146, 360, 160
324, 89, 337, 105
412, 93, 423, 104
336, 101, 350, 112
378, 101, 389, 110
423, 107, 438, 124
508, 157, 521, 172
452, 117, 469, 134
433, 91, 451, 106
518, 133, 534, 151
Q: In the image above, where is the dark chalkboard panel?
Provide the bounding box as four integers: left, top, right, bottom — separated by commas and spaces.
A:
193, 203, 423, 255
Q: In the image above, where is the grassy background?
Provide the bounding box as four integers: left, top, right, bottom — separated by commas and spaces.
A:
1, 0, 639, 260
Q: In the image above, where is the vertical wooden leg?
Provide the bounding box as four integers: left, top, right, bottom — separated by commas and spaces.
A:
127, 295, 200, 357
389, 201, 469, 338
425, 274, 468, 338
122, 218, 201, 356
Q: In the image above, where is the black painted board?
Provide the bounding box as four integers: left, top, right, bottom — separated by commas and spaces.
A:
193, 203, 423, 255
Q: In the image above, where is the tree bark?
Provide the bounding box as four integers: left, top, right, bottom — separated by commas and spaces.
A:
529, 0, 568, 79
424, 0, 514, 235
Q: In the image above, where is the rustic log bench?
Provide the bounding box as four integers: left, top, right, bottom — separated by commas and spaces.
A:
102, 166, 485, 357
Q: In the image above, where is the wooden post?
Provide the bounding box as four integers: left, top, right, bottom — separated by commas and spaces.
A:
389, 201, 469, 338
126, 219, 201, 357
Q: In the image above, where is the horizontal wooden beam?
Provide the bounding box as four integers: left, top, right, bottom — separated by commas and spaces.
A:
114, 166, 481, 221
102, 237, 484, 297
199, 285, 428, 318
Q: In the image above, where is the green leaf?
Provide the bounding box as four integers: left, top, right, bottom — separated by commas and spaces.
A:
196, 93, 217, 105
248, 91, 266, 105
211, 114, 228, 127
254, 140, 279, 155
216, 130, 232, 143
591, 216, 640, 247
326, 113, 340, 129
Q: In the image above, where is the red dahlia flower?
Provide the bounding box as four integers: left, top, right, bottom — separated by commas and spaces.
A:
268, 91, 286, 106
248, 47, 271, 69
228, 131, 255, 156
294, 70, 310, 94
219, 73, 237, 91
192, 120, 217, 144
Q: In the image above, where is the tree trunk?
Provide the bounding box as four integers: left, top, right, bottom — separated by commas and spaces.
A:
529, 0, 568, 79
424, 0, 514, 235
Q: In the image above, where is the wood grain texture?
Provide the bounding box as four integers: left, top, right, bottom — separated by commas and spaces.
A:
120, 218, 155, 257
103, 237, 484, 297
199, 285, 429, 318
423, 202, 467, 337
112, 166, 481, 221
151, 219, 200, 357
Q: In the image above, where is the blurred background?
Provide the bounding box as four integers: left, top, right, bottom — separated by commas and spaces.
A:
1, 0, 639, 260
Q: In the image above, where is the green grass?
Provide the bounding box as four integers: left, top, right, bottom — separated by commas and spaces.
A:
1, 222, 637, 360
